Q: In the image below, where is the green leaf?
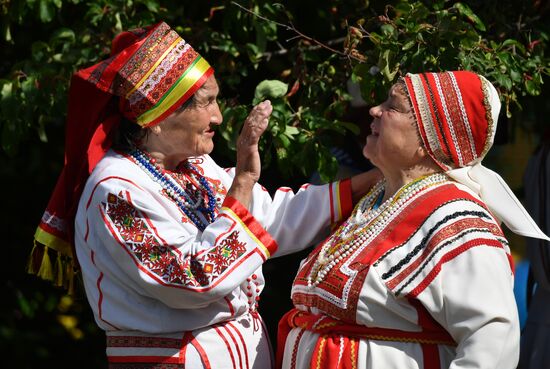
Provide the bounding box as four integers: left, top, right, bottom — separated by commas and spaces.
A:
380, 24, 396, 39
39, 0, 54, 23
52, 28, 76, 43
253, 80, 288, 105
284, 125, 299, 136
402, 40, 416, 51
510, 70, 522, 82
335, 121, 360, 135
525, 79, 539, 96
454, 3, 486, 31
139, 0, 160, 13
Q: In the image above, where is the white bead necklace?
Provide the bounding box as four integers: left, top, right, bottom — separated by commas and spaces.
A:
307, 173, 448, 287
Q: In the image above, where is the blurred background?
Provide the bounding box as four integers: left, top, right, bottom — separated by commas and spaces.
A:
1, 0, 549, 367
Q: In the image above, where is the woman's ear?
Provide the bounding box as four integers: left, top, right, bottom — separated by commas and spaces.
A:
416, 144, 428, 159
149, 124, 162, 136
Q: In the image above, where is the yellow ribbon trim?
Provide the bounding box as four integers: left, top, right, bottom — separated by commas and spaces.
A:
125, 37, 182, 98
34, 227, 72, 256
221, 206, 271, 258
136, 57, 211, 126
335, 182, 342, 221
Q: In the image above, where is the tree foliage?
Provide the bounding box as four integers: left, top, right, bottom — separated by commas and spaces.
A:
1, 0, 549, 367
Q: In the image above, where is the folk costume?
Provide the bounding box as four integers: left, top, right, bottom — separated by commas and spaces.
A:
30, 22, 354, 368
278, 71, 549, 369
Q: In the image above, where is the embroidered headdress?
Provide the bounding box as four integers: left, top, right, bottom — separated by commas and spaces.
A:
28, 22, 214, 291
403, 71, 549, 241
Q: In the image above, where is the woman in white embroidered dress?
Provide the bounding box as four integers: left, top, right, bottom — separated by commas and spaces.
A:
33, 22, 379, 368
278, 71, 550, 369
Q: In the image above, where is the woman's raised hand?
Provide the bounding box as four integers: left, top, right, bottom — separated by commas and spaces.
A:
228, 100, 272, 208
235, 100, 272, 182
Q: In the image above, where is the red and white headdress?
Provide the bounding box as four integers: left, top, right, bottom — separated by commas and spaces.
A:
404, 71, 548, 241
29, 22, 214, 290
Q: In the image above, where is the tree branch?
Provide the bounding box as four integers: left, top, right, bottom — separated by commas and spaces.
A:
231, 1, 363, 62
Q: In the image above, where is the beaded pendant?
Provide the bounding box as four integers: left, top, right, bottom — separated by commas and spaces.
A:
130, 149, 218, 231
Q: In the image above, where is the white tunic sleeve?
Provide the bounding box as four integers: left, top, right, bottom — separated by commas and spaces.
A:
421, 246, 520, 369
381, 199, 520, 369
82, 176, 277, 309
224, 166, 354, 258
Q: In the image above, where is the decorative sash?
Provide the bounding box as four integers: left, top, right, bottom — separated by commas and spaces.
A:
277, 308, 456, 369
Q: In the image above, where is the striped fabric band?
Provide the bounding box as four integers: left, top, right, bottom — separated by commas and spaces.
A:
404, 71, 492, 170
136, 56, 212, 127
407, 74, 452, 169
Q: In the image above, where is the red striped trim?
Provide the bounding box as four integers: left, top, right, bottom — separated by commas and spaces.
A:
329, 183, 335, 224
222, 196, 278, 256
221, 324, 244, 369
338, 178, 353, 220
277, 187, 293, 193
214, 326, 237, 368
189, 335, 212, 369
387, 217, 502, 290
409, 299, 445, 369
227, 321, 250, 369
108, 355, 181, 363
421, 343, 440, 369
366, 185, 455, 264
84, 218, 90, 241
214, 213, 237, 245
224, 296, 235, 316
409, 238, 504, 297
290, 329, 306, 369
178, 332, 193, 364
85, 175, 146, 210
91, 250, 120, 330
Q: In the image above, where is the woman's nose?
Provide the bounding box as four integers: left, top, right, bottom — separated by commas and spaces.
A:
211, 102, 223, 125
369, 105, 382, 118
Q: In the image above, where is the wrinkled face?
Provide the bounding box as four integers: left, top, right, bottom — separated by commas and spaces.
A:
153, 75, 222, 159
363, 83, 423, 172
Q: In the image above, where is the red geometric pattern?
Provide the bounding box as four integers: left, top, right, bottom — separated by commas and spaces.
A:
103, 191, 246, 288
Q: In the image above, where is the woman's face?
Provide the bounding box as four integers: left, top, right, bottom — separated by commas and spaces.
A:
153, 75, 223, 160
363, 83, 423, 172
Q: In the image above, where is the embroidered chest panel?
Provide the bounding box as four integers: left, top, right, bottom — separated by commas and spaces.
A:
291, 184, 499, 322
102, 191, 245, 289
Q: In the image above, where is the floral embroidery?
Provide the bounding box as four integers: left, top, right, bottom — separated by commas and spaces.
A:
103, 191, 246, 288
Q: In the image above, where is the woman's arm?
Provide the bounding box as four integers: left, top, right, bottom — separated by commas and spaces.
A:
227, 100, 272, 208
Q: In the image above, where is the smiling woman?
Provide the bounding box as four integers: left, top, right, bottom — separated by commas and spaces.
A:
28, 21, 381, 368
363, 82, 435, 194
142, 76, 224, 169
277, 71, 549, 369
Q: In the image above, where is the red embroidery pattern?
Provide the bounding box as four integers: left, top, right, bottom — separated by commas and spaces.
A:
103, 192, 246, 288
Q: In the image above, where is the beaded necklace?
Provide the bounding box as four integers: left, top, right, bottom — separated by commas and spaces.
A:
130, 149, 217, 231
307, 173, 448, 287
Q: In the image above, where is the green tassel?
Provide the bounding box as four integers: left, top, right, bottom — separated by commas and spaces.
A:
54, 253, 64, 287
67, 261, 75, 295
37, 245, 54, 281
26, 242, 39, 275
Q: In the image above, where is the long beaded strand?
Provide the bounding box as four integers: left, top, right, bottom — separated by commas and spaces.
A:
307, 173, 448, 287
130, 149, 217, 231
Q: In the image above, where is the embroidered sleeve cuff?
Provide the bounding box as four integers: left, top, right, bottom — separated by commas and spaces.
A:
221, 196, 278, 257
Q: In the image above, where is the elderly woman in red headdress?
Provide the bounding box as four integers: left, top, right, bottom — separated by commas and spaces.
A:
29, 22, 379, 368
277, 71, 550, 369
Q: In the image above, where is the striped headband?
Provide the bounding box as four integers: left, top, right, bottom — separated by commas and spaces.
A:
78, 22, 214, 127
403, 71, 499, 170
